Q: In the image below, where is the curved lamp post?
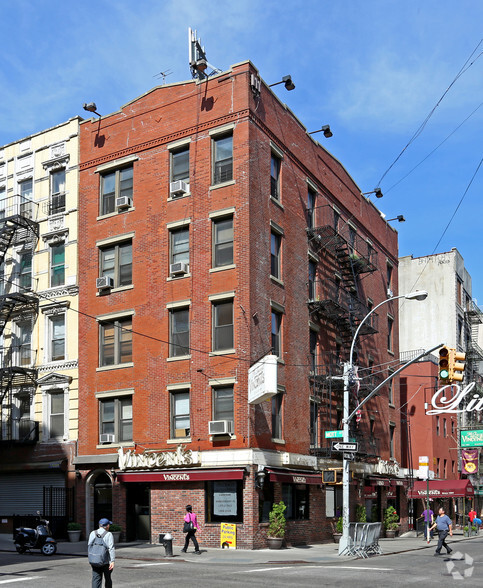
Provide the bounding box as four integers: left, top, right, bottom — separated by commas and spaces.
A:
338, 290, 428, 555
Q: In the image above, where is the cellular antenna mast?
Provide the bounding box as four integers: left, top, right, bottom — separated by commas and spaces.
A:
189, 27, 222, 80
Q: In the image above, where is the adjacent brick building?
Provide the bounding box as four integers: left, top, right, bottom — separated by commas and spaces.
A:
75, 60, 402, 547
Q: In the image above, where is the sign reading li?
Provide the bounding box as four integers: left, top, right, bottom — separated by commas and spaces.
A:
426, 382, 481, 415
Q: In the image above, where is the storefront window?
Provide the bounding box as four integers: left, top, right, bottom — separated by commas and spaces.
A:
258, 482, 274, 523
282, 483, 310, 520
205, 480, 243, 523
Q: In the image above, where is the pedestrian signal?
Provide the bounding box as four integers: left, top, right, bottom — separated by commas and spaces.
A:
450, 350, 466, 382
439, 346, 450, 381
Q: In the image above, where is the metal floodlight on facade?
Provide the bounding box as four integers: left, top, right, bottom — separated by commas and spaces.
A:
309, 124, 333, 138
387, 215, 406, 223
363, 188, 383, 198
269, 75, 295, 91
83, 103, 101, 117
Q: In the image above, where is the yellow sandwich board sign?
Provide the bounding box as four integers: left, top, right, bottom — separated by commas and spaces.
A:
220, 523, 236, 549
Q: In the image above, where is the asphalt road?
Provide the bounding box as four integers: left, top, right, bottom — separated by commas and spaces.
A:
1, 537, 482, 587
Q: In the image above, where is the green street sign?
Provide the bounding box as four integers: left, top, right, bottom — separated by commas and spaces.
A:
461, 430, 483, 448
325, 430, 343, 439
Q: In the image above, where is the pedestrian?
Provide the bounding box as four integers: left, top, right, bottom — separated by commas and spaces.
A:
88, 518, 115, 588
468, 507, 477, 526
422, 504, 434, 540
430, 507, 453, 556
181, 505, 201, 554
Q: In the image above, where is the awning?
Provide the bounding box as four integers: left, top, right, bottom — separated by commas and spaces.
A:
407, 479, 474, 499
364, 486, 377, 499
267, 468, 321, 485
117, 468, 246, 483
369, 478, 390, 487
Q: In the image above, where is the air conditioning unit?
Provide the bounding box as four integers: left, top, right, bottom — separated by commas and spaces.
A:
387, 288, 394, 298
170, 262, 188, 276
96, 276, 114, 290
170, 180, 188, 198
99, 433, 115, 444
116, 196, 132, 210
209, 420, 233, 436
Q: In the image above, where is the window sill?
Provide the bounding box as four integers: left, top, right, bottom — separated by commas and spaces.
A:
167, 273, 191, 282
168, 192, 191, 202
209, 349, 236, 356
97, 362, 134, 372
209, 180, 235, 190
209, 264, 236, 273
167, 437, 191, 444
387, 350, 395, 356
270, 196, 284, 210
271, 438, 286, 444
210, 435, 236, 442
97, 209, 134, 221
96, 442, 135, 450
389, 403, 395, 409
96, 284, 134, 296
270, 275, 284, 287
167, 355, 191, 362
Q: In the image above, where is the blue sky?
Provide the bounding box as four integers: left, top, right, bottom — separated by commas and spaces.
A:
2, 0, 482, 298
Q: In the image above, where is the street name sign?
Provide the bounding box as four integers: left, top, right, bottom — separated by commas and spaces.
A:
343, 452, 356, 461
331, 441, 358, 452
325, 430, 343, 439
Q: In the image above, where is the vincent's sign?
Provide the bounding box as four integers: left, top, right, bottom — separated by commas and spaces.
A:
426, 382, 480, 415
118, 445, 199, 471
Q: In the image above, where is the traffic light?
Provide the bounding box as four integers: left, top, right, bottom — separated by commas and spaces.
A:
450, 350, 466, 382
439, 346, 450, 381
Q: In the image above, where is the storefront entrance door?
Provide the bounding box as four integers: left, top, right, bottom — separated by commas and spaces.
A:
126, 483, 150, 541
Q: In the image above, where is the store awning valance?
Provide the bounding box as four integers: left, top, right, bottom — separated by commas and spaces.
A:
407, 479, 474, 499
267, 469, 321, 485
117, 468, 246, 483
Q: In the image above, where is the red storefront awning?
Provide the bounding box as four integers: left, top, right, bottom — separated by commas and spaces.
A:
117, 468, 245, 483
407, 479, 474, 499
267, 469, 321, 485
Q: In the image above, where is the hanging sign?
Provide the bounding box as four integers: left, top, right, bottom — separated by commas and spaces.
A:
462, 449, 479, 474
461, 430, 483, 448
248, 354, 278, 404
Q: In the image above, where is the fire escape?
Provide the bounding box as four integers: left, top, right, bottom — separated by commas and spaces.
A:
0, 194, 39, 445
465, 300, 483, 398
307, 207, 380, 457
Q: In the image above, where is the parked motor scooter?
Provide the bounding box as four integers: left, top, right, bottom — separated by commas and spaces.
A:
14, 511, 57, 555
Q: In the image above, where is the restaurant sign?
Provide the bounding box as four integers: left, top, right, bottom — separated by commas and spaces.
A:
461, 430, 483, 448
118, 445, 199, 471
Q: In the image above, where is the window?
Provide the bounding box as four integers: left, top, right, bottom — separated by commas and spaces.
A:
100, 396, 133, 442
271, 310, 282, 357
389, 423, 395, 458
387, 315, 394, 352
444, 459, 447, 478
100, 165, 133, 215
270, 153, 281, 199
206, 480, 243, 523
310, 400, 318, 447
169, 307, 190, 357
436, 416, 440, 436
19, 179, 33, 218
333, 209, 340, 232
213, 216, 233, 268
387, 264, 393, 290
170, 390, 190, 438
270, 231, 281, 279
171, 146, 190, 184
309, 329, 317, 371
370, 418, 376, 437
49, 391, 64, 439
100, 241, 132, 288
443, 418, 447, 438
388, 369, 394, 405
99, 317, 132, 366
348, 225, 356, 253
271, 392, 283, 440
457, 279, 462, 305
452, 420, 455, 436
282, 484, 309, 520
213, 386, 234, 423
50, 243, 65, 287
17, 321, 32, 366
212, 299, 234, 351
50, 169, 66, 214
436, 458, 440, 478
213, 134, 233, 184
49, 314, 65, 361
308, 260, 316, 300
307, 187, 316, 229
19, 252, 32, 290
170, 227, 189, 266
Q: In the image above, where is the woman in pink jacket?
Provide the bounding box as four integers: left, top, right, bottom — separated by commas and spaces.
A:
181, 504, 201, 554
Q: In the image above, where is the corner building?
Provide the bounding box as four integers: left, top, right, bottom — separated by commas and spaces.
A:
76, 61, 400, 547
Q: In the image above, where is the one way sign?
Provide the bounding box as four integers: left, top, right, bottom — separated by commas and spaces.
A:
331, 441, 358, 452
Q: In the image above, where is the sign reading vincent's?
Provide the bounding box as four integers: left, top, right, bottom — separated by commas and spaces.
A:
426, 382, 481, 415
117, 445, 199, 471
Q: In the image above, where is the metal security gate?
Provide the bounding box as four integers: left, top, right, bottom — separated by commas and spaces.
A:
43, 486, 74, 538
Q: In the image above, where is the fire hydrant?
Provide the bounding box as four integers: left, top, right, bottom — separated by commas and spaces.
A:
161, 532, 173, 557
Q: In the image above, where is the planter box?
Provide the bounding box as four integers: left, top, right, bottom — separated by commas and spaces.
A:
267, 537, 283, 549
68, 530, 81, 542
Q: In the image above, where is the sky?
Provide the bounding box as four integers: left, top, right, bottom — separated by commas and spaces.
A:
1, 0, 482, 298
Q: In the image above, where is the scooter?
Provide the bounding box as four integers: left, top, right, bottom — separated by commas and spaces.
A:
14, 512, 57, 555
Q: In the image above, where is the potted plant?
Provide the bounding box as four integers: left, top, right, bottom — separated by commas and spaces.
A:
356, 504, 367, 523
471, 525, 477, 536
463, 525, 469, 537
67, 522, 82, 542
109, 524, 122, 544
332, 516, 343, 543
267, 501, 286, 549
384, 506, 399, 538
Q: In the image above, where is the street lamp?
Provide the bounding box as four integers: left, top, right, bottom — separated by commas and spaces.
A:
338, 290, 428, 555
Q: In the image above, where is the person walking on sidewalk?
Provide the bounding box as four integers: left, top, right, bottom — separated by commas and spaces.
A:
422, 504, 434, 540
88, 518, 115, 587
430, 507, 453, 556
181, 505, 201, 554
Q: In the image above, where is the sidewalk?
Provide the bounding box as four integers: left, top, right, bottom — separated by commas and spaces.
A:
1, 530, 480, 565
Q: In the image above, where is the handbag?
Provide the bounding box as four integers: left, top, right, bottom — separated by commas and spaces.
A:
183, 516, 195, 533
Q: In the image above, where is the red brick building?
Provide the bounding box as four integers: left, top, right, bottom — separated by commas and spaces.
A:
75, 60, 401, 547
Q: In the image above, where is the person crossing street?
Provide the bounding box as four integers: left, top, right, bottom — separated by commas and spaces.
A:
430, 507, 453, 556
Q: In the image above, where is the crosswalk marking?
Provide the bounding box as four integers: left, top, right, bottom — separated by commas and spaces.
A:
132, 562, 173, 567
0, 577, 43, 585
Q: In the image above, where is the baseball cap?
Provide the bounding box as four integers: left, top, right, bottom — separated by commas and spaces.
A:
99, 518, 112, 527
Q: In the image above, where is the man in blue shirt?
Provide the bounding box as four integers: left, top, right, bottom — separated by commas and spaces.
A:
430, 507, 453, 556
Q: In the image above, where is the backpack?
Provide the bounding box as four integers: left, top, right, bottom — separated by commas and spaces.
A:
88, 530, 110, 568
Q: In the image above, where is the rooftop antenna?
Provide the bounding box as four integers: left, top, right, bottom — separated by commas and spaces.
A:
189, 27, 222, 80
154, 68, 173, 84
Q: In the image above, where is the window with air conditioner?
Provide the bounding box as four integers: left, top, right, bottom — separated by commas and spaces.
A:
99, 317, 133, 367
100, 165, 133, 216
170, 146, 190, 192
212, 134, 233, 185
213, 385, 234, 426
99, 241, 132, 288
99, 396, 132, 443
169, 227, 189, 275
